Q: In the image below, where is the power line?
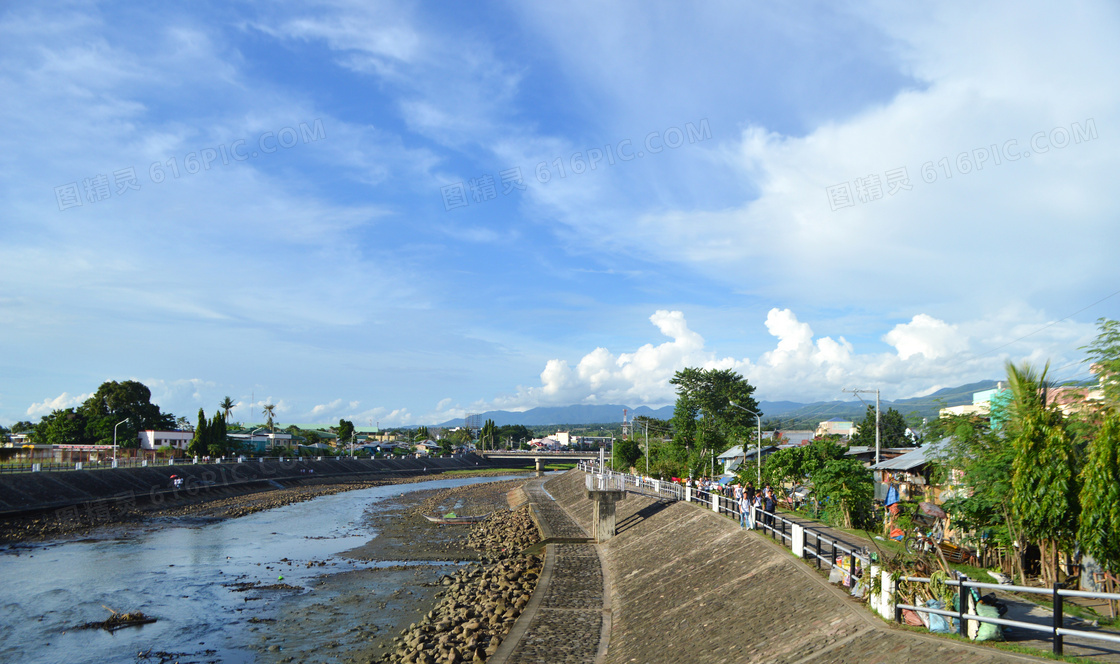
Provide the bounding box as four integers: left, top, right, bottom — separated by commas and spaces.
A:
969, 287, 1120, 360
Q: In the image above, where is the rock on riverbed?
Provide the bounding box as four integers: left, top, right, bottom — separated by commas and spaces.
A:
382, 506, 543, 663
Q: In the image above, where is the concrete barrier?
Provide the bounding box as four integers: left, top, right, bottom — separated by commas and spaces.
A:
0, 453, 525, 517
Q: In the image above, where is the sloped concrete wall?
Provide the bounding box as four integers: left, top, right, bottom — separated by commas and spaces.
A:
0, 454, 513, 516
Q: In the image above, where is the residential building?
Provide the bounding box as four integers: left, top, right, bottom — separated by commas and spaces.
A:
138, 430, 193, 451
815, 419, 854, 439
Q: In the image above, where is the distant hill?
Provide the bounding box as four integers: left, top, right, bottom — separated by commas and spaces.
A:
434, 380, 1000, 429
437, 404, 674, 428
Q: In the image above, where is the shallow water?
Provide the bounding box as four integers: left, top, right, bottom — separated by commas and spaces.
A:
0, 474, 521, 664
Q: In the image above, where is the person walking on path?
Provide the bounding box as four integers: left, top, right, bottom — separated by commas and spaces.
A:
739, 491, 751, 528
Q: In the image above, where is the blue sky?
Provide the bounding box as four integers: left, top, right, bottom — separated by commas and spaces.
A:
2, 1, 1118, 428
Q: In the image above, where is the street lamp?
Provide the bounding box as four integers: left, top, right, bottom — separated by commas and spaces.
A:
113, 419, 129, 465
729, 402, 762, 485
250, 427, 265, 455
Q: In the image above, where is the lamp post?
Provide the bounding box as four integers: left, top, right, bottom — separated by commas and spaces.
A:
729, 402, 762, 485
113, 419, 129, 465
250, 427, 265, 455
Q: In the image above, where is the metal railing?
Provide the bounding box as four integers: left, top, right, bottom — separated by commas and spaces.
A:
579, 464, 1120, 653
578, 463, 868, 580
896, 575, 1120, 656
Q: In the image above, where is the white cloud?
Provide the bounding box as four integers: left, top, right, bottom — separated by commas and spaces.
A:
26, 392, 91, 418
884, 314, 968, 360
485, 307, 1100, 410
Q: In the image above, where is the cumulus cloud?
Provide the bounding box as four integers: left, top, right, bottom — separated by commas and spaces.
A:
884, 314, 968, 360
26, 392, 91, 417
486, 307, 1097, 410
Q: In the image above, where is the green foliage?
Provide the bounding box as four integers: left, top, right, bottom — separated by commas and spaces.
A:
479, 419, 498, 449
219, 396, 235, 420
189, 408, 208, 456
262, 404, 277, 432
1078, 414, 1120, 574
1082, 318, 1120, 405
496, 424, 534, 446
1007, 363, 1081, 547
413, 425, 430, 442
850, 405, 913, 448
337, 418, 355, 443
32, 408, 86, 446
614, 437, 641, 469
664, 367, 760, 478
812, 458, 873, 529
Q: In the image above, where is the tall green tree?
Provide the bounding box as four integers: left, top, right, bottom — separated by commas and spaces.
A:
480, 419, 498, 450
1078, 414, 1120, 577
32, 409, 87, 446
849, 405, 913, 448
189, 408, 208, 456
668, 368, 760, 477
1008, 362, 1080, 585
208, 411, 228, 456
613, 437, 641, 470
337, 419, 355, 444
78, 380, 176, 447
413, 425, 430, 442
933, 414, 1023, 578
812, 458, 874, 529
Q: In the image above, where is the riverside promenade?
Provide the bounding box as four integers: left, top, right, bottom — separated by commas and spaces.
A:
512, 469, 1046, 664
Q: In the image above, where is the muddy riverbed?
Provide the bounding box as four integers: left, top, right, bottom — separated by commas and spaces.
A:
0, 475, 534, 664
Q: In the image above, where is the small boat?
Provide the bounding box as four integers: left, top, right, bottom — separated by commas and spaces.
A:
423, 511, 492, 525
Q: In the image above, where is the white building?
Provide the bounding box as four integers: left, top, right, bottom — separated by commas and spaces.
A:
138, 430, 193, 451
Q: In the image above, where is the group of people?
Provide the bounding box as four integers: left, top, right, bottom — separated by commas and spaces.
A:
675, 477, 778, 530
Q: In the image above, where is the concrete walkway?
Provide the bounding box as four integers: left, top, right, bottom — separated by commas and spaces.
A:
490, 477, 608, 664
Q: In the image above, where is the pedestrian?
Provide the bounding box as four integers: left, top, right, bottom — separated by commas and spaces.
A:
738, 491, 750, 528
764, 491, 776, 528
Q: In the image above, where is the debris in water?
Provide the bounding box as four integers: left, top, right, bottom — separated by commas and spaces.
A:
78, 606, 157, 632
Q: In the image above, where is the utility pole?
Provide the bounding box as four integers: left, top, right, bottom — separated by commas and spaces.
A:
644, 420, 649, 477
729, 402, 762, 485
843, 388, 881, 465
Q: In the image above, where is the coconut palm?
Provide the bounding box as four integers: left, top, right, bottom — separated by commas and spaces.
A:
219, 396, 235, 421
262, 403, 276, 432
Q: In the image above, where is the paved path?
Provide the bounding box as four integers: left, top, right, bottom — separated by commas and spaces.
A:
490, 477, 607, 664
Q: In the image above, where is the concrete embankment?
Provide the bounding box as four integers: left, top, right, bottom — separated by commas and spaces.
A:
0, 454, 516, 517
543, 469, 1044, 664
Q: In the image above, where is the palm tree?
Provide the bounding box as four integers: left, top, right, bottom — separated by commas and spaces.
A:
219, 396, 235, 421
262, 404, 276, 432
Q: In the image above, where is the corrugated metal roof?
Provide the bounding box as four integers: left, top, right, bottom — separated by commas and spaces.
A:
870, 438, 949, 471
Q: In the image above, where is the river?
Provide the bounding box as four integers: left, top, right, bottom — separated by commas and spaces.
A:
0, 474, 523, 664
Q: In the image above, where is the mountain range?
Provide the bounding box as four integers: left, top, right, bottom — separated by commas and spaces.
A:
436, 380, 1001, 428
